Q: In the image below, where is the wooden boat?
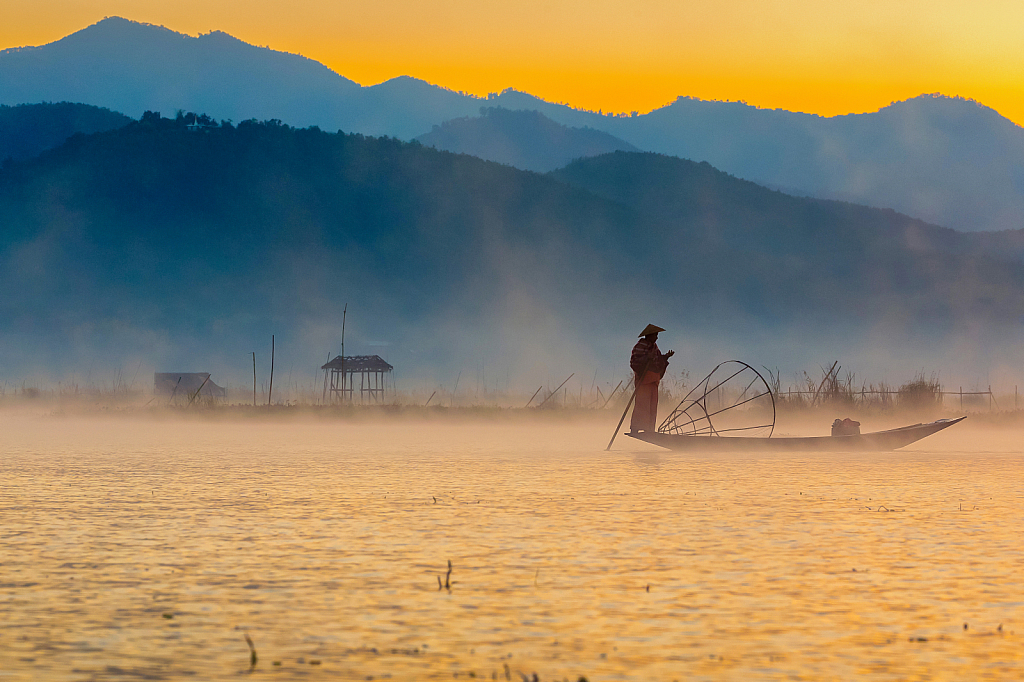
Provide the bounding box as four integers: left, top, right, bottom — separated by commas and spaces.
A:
624, 360, 965, 452
626, 416, 966, 452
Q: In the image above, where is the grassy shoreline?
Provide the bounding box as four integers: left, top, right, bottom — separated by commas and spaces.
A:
0, 396, 1020, 430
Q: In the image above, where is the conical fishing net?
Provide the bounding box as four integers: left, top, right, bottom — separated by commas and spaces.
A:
658, 361, 776, 438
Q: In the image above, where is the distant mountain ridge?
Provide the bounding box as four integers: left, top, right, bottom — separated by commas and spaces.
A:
595, 94, 1024, 234
2, 18, 1024, 232
0, 17, 487, 138
416, 107, 638, 172
0, 18, 362, 130
467, 91, 1024, 233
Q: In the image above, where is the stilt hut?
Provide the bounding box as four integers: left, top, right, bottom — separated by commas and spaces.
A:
321, 355, 393, 403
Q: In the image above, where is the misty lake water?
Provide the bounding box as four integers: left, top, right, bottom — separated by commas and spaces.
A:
1, 412, 1022, 680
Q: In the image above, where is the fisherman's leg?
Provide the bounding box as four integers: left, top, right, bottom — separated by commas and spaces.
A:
635, 372, 661, 432
647, 381, 660, 432
634, 382, 658, 432
635, 382, 657, 432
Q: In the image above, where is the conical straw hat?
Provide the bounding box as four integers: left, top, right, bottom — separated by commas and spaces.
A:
638, 324, 665, 337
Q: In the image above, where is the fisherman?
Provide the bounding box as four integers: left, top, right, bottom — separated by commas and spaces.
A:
629, 324, 674, 433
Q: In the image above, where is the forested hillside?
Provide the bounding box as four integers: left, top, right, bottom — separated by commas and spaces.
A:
0, 102, 130, 162
2, 115, 1022, 376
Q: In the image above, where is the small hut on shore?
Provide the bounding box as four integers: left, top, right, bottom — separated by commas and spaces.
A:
154, 373, 227, 400
321, 355, 393, 403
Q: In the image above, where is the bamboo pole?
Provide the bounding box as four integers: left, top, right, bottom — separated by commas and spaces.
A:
168, 376, 182, 405
524, 385, 543, 408
601, 380, 624, 409
536, 374, 574, 408
187, 374, 211, 406
321, 352, 329, 403
811, 361, 839, 407
340, 304, 347, 402
128, 360, 142, 392
451, 371, 461, 407
268, 335, 275, 406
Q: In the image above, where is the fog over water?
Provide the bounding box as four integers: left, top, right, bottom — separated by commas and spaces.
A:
4, 317, 1023, 405
2, 411, 1022, 680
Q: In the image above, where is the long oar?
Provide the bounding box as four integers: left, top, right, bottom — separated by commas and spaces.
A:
605, 355, 655, 451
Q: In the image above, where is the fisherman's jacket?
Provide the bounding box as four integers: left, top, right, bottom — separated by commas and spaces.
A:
630, 338, 669, 376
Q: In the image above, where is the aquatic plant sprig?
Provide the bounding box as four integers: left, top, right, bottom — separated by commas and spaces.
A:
437, 560, 453, 591
244, 633, 257, 668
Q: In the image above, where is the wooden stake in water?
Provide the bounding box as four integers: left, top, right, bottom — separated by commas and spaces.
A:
536, 373, 574, 408
321, 352, 330, 403
187, 374, 210, 406
268, 335, 275, 406
451, 370, 461, 407
341, 304, 347, 402
168, 376, 182, 405
252, 352, 257, 407
601, 380, 624, 409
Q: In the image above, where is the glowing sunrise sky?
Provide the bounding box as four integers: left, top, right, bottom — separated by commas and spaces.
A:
3, 0, 1023, 123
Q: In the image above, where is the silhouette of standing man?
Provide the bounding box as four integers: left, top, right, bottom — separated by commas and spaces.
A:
629, 324, 674, 434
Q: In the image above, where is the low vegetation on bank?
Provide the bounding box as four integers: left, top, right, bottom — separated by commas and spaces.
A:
1, 361, 1017, 424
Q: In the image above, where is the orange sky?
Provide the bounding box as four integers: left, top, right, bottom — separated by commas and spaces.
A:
3, 0, 1023, 123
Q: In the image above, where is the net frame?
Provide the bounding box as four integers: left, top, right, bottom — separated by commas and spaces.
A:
658, 360, 776, 438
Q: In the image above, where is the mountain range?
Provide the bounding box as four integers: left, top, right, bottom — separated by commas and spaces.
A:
416, 108, 638, 173
2, 114, 1023, 380
3, 18, 1024, 232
